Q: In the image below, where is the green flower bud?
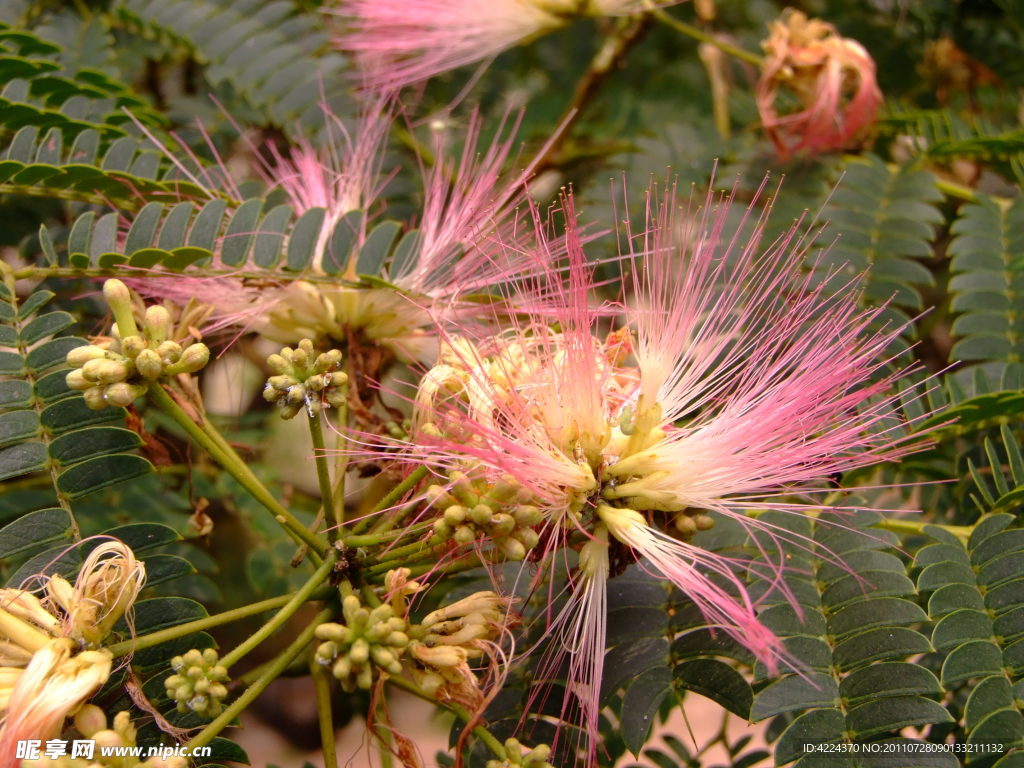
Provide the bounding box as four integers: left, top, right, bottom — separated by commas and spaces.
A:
73, 704, 107, 738
103, 381, 148, 407
82, 386, 107, 410
65, 369, 90, 390
94, 360, 129, 384
470, 504, 493, 526
267, 354, 290, 374
135, 348, 164, 380
66, 345, 108, 367
156, 340, 182, 364
444, 505, 467, 525
120, 335, 147, 359
169, 343, 210, 374
81, 358, 107, 381
500, 538, 526, 561
144, 305, 171, 343
103, 279, 137, 338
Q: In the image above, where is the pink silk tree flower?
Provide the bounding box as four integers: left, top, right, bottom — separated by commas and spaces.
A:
756, 9, 883, 160
133, 106, 536, 364
410, 181, 929, 764
332, 0, 673, 92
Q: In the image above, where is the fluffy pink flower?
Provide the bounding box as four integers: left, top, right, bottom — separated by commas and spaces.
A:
409, 179, 928, 763
132, 107, 537, 362
332, 0, 670, 92
756, 10, 883, 159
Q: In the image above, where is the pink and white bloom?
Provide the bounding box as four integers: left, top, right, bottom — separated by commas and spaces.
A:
134, 107, 537, 363
332, 0, 673, 92
409, 180, 927, 763
756, 10, 883, 159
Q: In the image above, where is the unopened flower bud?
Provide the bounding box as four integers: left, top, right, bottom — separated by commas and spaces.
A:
103, 382, 148, 407
156, 340, 182, 364
135, 348, 164, 380
267, 354, 290, 374
66, 345, 107, 367
73, 704, 107, 738
144, 305, 171, 343
65, 369, 89, 390
82, 386, 107, 410
172, 343, 210, 374
93, 360, 128, 384
81, 358, 107, 381
120, 335, 147, 359
103, 279, 137, 338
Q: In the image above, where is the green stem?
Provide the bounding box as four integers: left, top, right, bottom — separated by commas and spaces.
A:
386, 675, 507, 761
343, 521, 432, 548
647, 4, 763, 67
309, 411, 339, 545
106, 587, 332, 657
358, 466, 431, 536
311, 654, 339, 768
186, 607, 334, 751
150, 385, 325, 557
875, 518, 972, 542
364, 540, 445, 575
330, 353, 352, 532
220, 551, 337, 669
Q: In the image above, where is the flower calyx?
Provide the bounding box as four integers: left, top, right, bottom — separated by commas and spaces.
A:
262, 338, 348, 419
165, 647, 230, 718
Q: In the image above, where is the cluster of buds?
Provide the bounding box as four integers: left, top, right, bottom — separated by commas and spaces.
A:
486, 738, 555, 768
262, 338, 347, 419
407, 591, 510, 702
66, 280, 209, 410
20, 706, 187, 768
426, 471, 542, 560
314, 594, 409, 692
164, 648, 229, 718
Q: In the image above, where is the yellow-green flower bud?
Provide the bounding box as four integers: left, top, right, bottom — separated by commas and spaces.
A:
156, 340, 182, 364
82, 386, 107, 410
103, 382, 148, 407
103, 279, 137, 338
144, 305, 171, 343
73, 704, 107, 738
65, 369, 89, 390
135, 348, 164, 380
470, 504, 493, 526
81, 358, 107, 381
120, 335, 147, 359
66, 345, 108, 367
267, 354, 290, 374
171, 343, 210, 374
94, 360, 129, 384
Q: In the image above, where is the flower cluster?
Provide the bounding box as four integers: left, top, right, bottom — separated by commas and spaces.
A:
487, 738, 555, 768
425, 470, 543, 560
262, 339, 348, 419
0, 541, 146, 760
406, 589, 511, 706
66, 280, 209, 410
315, 594, 410, 692
20, 706, 186, 768
164, 648, 230, 719
406, 184, 924, 759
